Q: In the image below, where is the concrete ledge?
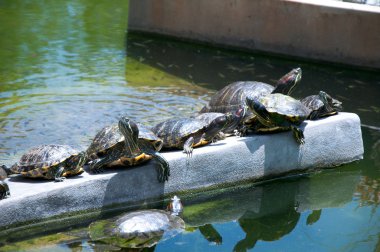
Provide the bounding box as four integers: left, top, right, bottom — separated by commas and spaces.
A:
0, 112, 363, 228
128, 0, 380, 69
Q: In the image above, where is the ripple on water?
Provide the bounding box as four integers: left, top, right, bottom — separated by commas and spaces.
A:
0, 85, 209, 164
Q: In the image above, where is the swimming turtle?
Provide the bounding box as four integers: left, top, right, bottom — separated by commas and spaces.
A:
200, 68, 302, 131
88, 196, 185, 249
151, 113, 237, 157
87, 117, 169, 182
0, 181, 10, 200
246, 93, 310, 144
4, 144, 86, 182
301, 91, 342, 120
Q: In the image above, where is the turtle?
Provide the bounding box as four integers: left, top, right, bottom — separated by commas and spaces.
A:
0, 181, 10, 200
246, 93, 310, 144
301, 91, 343, 120
199, 68, 302, 131
88, 196, 185, 249
0, 165, 9, 180
86, 117, 170, 182
151, 112, 238, 157
4, 144, 86, 182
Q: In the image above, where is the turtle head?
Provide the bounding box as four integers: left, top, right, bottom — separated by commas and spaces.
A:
203, 113, 236, 140
118, 116, 142, 157
246, 96, 272, 127
167, 195, 183, 216
65, 151, 86, 176
318, 91, 343, 116
320, 91, 343, 112
272, 67, 302, 95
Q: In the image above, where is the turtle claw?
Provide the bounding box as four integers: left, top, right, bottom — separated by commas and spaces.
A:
55, 177, 66, 182
183, 146, 193, 158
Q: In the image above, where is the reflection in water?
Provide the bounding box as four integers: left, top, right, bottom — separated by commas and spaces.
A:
1, 0, 380, 251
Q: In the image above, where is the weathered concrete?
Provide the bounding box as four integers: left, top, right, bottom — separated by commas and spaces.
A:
128, 0, 380, 69
0, 112, 363, 228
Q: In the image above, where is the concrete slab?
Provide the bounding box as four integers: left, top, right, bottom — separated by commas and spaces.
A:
128, 0, 380, 69
0, 112, 363, 229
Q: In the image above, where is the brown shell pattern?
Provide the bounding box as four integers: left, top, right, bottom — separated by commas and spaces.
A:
12, 144, 78, 173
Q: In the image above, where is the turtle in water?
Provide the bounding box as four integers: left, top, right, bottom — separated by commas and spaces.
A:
152, 112, 238, 157
301, 91, 342, 120
200, 68, 302, 132
4, 145, 86, 182
246, 93, 310, 144
88, 196, 185, 249
86, 117, 170, 182
0, 181, 10, 200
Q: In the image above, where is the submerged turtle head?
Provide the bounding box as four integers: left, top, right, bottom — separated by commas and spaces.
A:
118, 116, 142, 157
64, 151, 86, 176
167, 195, 183, 216
272, 67, 302, 95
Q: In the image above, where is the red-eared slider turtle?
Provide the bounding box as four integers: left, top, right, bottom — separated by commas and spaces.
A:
301, 91, 342, 120
87, 117, 169, 182
246, 93, 310, 144
0, 165, 9, 180
88, 196, 185, 249
152, 113, 237, 157
200, 68, 302, 131
5, 145, 85, 182
0, 181, 10, 200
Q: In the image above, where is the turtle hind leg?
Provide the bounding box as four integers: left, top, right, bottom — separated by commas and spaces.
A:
291, 126, 305, 145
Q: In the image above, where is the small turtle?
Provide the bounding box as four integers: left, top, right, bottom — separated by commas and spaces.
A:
301, 91, 342, 120
87, 117, 169, 182
246, 93, 310, 144
0, 165, 9, 180
200, 68, 302, 130
152, 113, 237, 157
4, 145, 86, 182
88, 196, 185, 249
0, 181, 10, 200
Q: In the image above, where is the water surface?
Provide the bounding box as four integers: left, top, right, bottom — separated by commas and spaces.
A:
1, 1, 380, 251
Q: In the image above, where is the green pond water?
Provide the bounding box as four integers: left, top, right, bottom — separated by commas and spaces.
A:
1, 0, 380, 251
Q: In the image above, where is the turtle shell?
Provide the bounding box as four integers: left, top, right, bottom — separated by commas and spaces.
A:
89, 209, 185, 248
260, 94, 310, 124
87, 123, 163, 159
200, 81, 274, 114
11, 144, 80, 174
151, 118, 206, 148
194, 112, 225, 125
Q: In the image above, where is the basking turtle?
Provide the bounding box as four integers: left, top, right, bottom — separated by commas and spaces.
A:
0, 181, 10, 200
246, 93, 310, 144
4, 145, 86, 182
87, 117, 169, 182
0, 165, 9, 180
88, 196, 185, 249
200, 68, 302, 130
301, 91, 342, 120
152, 113, 237, 157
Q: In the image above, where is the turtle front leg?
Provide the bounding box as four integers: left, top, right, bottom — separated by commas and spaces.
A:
54, 166, 66, 182
291, 126, 305, 145
183, 137, 194, 158
147, 151, 170, 182
0, 181, 10, 199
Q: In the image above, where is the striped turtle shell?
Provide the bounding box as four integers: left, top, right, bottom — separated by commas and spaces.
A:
10, 144, 80, 174
151, 118, 207, 148
260, 94, 310, 123
86, 123, 162, 160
